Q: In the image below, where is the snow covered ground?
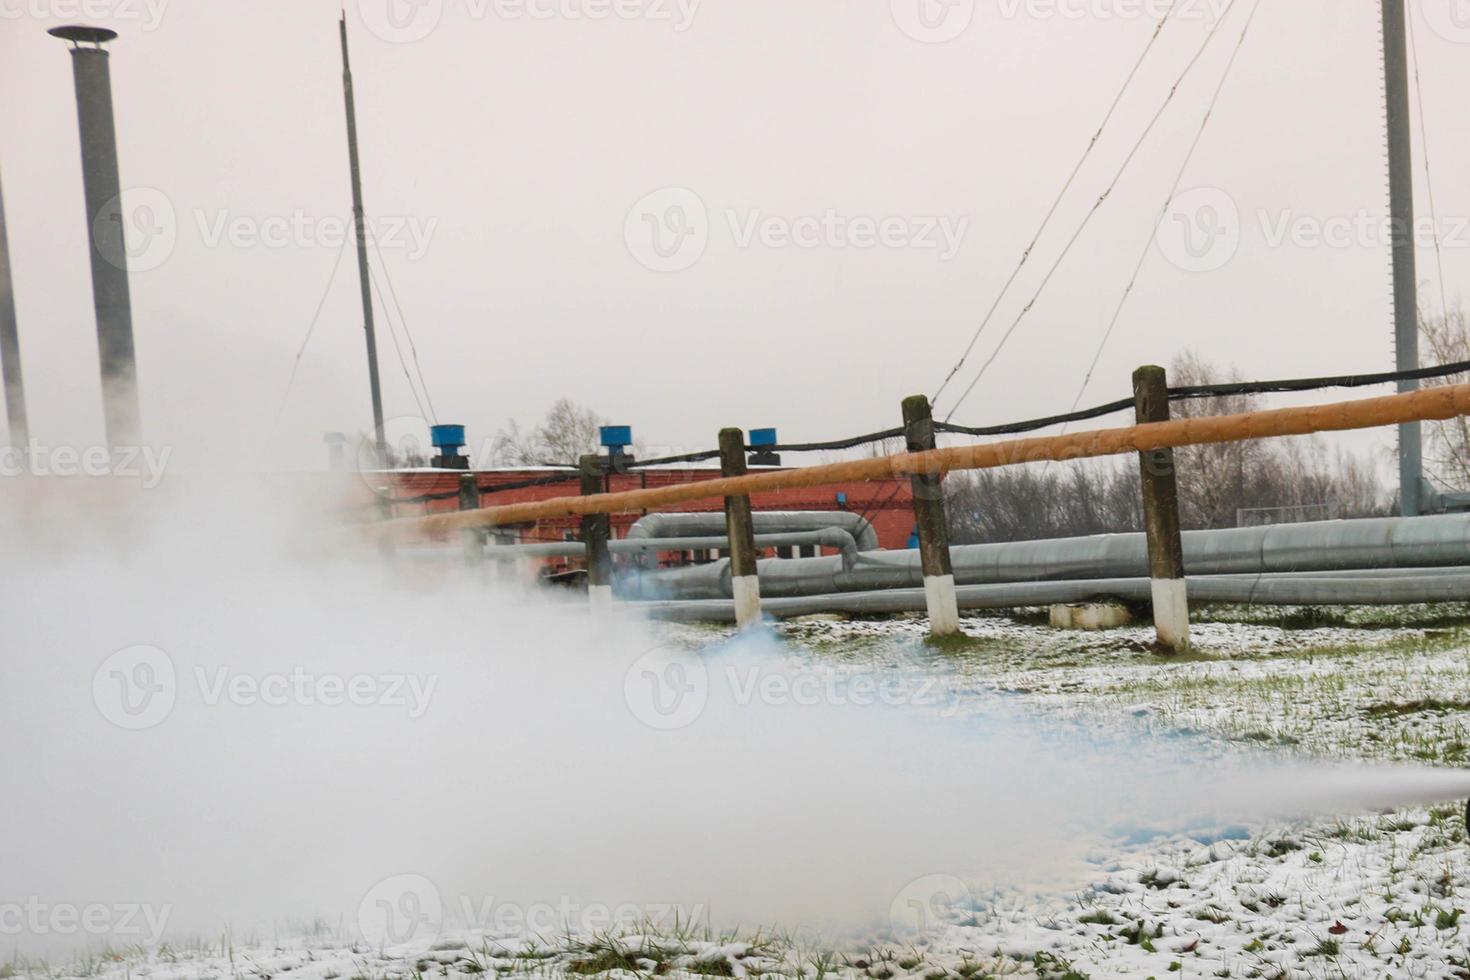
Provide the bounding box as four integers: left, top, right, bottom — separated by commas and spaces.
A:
12, 605, 1470, 980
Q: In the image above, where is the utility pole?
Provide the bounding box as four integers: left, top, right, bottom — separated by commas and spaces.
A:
718, 428, 762, 629
901, 395, 959, 636
1382, 0, 1422, 515
580, 455, 613, 607
1132, 366, 1189, 653
0, 165, 28, 455
50, 25, 141, 455
339, 15, 388, 469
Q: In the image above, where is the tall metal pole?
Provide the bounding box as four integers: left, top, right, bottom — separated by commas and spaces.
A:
1382, 0, 1421, 515
339, 15, 388, 468
50, 25, 141, 454
0, 165, 29, 454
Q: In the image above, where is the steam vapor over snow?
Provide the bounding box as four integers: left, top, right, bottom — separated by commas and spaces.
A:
3, 475, 1469, 956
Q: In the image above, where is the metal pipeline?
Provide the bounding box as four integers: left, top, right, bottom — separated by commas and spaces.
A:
626, 514, 1470, 600
480, 528, 860, 568
626, 511, 881, 553
633, 568, 1470, 622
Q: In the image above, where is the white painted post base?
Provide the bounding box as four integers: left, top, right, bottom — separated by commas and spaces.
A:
1150, 577, 1190, 651
732, 574, 762, 629
588, 584, 614, 610
924, 573, 961, 636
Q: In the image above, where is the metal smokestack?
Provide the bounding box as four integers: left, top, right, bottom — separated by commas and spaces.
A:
0, 165, 29, 454
50, 24, 142, 453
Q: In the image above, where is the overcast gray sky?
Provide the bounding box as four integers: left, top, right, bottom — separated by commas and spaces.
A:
3, 0, 1468, 473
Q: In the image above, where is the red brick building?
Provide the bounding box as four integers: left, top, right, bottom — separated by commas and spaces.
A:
358, 466, 915, 558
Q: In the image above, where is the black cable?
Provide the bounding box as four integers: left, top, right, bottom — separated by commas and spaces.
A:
940, 359, 1470, 438
1169, 359, 1470, 399
763, 428, 906, 453
937, 398, 1137, 437
625, 449, 724, 468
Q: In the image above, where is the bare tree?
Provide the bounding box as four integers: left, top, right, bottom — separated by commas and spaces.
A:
944, 351, 1387, 543
491, 398, 605, 466
1419, 307, 1470, 490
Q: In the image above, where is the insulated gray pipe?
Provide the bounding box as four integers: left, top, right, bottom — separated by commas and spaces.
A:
626, 511, 881, 553
636, 569, 1470, 622
480, 528, 860, 567
51, 26, 141, 452
628, 515, 1470, 600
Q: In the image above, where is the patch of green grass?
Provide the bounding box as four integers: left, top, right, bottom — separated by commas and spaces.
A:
1306, 937, 1340, 957
1365, 698, 1470, 717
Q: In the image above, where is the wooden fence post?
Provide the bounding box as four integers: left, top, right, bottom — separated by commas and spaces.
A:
579, 454, 613, 607
1132, 365, 1189, 652
902, 395, 960, 636
457, 472, 483, 567
719, 428, 762, 628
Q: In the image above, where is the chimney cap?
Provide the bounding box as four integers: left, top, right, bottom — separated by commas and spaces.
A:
48, 25, 118, 45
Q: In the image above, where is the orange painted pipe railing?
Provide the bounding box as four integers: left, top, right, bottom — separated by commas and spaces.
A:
372, 384, 1470, 539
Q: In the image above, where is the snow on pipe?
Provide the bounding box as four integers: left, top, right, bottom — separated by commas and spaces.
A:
633, 569, 1470, 622
623, 511, 881, 553
624, 514, 1470, 601
478, 528, 860, 568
